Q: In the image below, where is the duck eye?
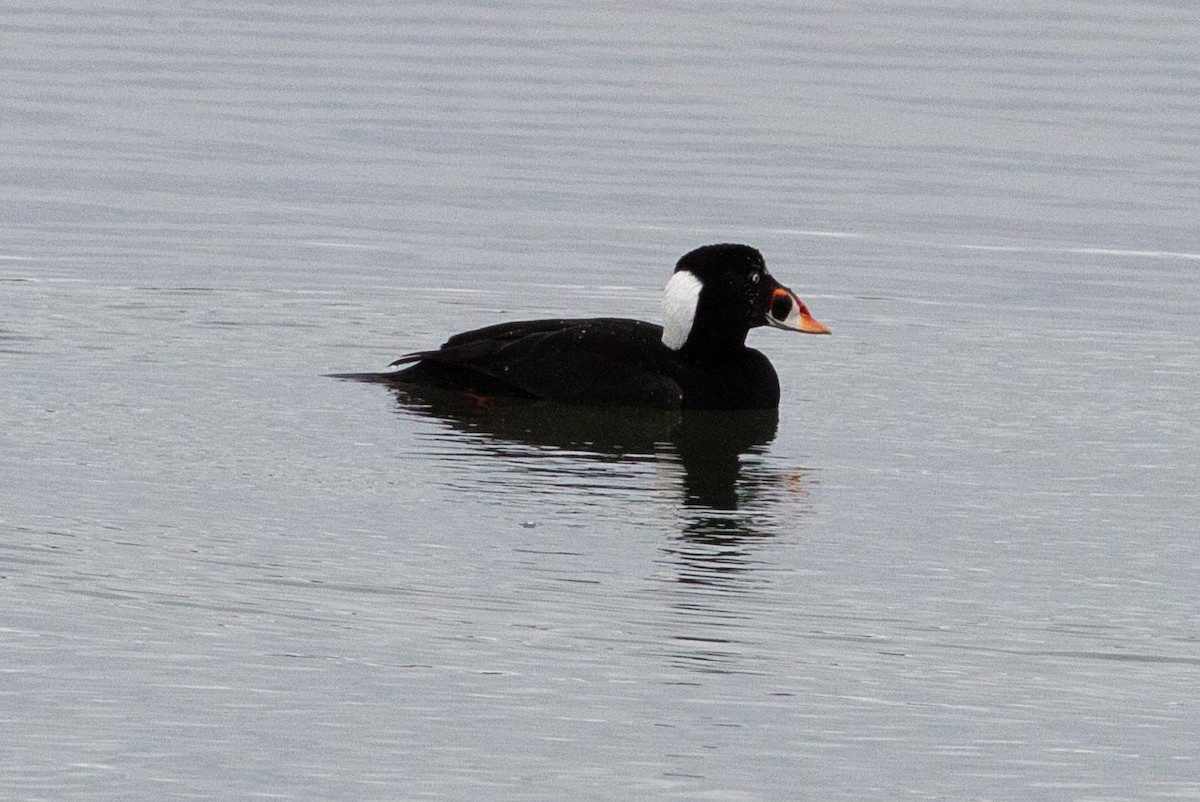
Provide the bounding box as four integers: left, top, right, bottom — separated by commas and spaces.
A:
750, 272, 761, 284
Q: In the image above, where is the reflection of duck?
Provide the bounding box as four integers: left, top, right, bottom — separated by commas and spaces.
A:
355, 382, 816, 668
669, 410, 778, 510
361, 381, 780, 512
333, 244, 828, 410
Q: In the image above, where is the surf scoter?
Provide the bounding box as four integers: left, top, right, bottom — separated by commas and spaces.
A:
378, 243, 829, 410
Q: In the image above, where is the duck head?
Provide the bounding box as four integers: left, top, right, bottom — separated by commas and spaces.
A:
661, 243, 830, 353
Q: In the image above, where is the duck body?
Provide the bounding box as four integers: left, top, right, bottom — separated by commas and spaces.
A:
392, 317, 782, 410
379, 244, 829, 411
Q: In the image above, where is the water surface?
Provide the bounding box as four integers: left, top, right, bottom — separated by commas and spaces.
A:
3, 2, 1199, 800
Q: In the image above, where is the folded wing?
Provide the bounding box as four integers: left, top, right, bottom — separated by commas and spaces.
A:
392, 318, 683, 408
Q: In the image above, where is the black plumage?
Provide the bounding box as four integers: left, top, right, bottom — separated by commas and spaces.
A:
377, 244, 829, 411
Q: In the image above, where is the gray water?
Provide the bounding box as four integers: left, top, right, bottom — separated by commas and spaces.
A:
3, 2, 1200, 800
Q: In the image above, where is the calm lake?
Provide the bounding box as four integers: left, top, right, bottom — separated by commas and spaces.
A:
3, 2, 1199, 800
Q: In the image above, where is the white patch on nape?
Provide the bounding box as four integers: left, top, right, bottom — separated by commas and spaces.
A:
661, 270, 703, 350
